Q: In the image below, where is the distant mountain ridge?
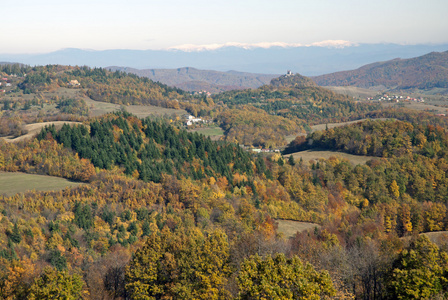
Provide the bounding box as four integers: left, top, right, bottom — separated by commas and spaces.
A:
312, 50, 448, 90
2, 43, 448, 75
107, 66, 277, 93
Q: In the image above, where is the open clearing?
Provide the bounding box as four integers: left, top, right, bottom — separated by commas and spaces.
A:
285, 119, 390, 142
324, 86, 380, 99
31, 88, 188, 118
188, 126, 224, 141
276, 219, 321, 239
422, 231, 448, 246
83, 97, 187, 118
286, 150, 375, 165
1, 121, 81, 143
383, 101, 448, 115
125, 105, 187, 119
401, 231, 448, 247
0, 172, 83, 197
310, 118, 391, 133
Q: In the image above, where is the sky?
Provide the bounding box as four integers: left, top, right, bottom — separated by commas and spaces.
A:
1, 0, 448, 53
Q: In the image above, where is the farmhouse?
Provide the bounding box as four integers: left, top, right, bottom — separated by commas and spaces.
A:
68, 79, 81, 86
185, 115, 203, 126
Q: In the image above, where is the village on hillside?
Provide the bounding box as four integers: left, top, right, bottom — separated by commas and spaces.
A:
367, 93, 425, 103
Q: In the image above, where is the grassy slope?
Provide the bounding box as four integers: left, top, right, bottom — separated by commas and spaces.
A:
286, 150, 375, 165
187, 127, 224, 141
323, 86, 380, 99
309, 118, 393, 133
0, 172, 83, 196
276, 219, 321, 239
83, 95, 187, 118
1, 121, 81, 143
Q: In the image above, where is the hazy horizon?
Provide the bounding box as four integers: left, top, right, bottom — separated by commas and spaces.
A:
2, 0, 447, 54
2, 41, 448, 56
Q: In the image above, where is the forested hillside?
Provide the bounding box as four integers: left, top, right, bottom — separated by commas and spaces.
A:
1, 64, 379, 148
0, 64, 190, 137
312, 50, 448, 90
211, 74, 380, 146
37, 112, 259, 184
285, 118, 448, 158
1, 106, 448, 298
213, 74, 380, 124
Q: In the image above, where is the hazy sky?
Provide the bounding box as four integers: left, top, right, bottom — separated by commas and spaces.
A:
2, 0, 447, 53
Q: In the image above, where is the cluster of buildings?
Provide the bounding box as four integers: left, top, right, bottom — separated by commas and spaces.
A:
191, 90, 212, 97
185, 115, 205, 126
368, 94, 425, 103
251, 148, 280, 153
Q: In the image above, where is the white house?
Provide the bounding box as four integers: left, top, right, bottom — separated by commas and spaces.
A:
68, 80, 80, 86
186, 115, 203, 126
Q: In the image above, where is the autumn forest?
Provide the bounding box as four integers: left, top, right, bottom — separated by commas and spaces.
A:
1, 63, 448, 299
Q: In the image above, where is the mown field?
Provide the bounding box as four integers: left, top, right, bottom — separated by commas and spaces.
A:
286, 150, 375, 165
284, 119, 387, 144
187, 126, 224, 141
0, 172, 84, 196
383, 101, 448, 115
309, 118, 392, 133
324, 86, 380, 99
276, 219, 321, 239
1, 121, 81, 143
83, 96, 187, 118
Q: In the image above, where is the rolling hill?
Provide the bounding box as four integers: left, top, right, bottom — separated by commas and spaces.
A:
312, 50, 448, 91
107, 66, 277, 93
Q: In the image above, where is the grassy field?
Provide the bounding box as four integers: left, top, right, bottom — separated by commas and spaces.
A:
383, 101, 448, 115
83, 96, 121, 116
325, 85, 448, 102
284, 120, 377, 144
324, 86, 381, 99
310, 118, 392, 133
276, 219, 321, 239
1, 121, 81, 143
188, 126, 224, 140
286, 150, 375, 165
125, 104, 187, 119
402, 231, 448, 247
0, 172, 84, 197
83, 94, 187, 118
285, 134, 301, 143
422, 231, 448, 246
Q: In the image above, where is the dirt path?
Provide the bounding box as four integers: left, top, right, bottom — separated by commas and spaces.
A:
1, 121, 81, 143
